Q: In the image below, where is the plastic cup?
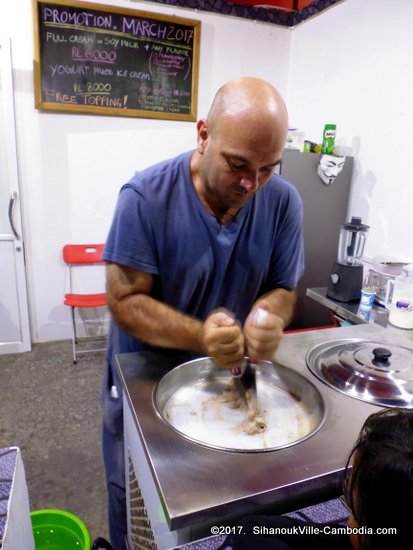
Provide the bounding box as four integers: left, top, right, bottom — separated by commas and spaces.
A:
360, 288, 376, 308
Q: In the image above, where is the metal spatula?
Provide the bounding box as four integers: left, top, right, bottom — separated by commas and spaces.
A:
230, 307, 267, 407
231, 359, 257, 409
242, 359, 257, 408
231, 365, 248, 407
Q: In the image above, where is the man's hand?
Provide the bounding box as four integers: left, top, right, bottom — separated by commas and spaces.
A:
244, 304, 284, 362
202, 310, 244, 369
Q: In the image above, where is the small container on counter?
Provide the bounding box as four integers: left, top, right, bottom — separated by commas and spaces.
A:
286, 128, 305, 152
360, 287, 376, 309
360, 271, 379, 310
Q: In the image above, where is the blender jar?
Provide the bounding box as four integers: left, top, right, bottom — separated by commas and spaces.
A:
337, 217, 369, 265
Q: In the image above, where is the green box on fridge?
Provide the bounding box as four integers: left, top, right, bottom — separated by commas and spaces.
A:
322, 124, 336, 154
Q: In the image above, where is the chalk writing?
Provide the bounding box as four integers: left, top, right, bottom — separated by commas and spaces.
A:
43, 7, 113, 29
122, 18, 193, 44
45, 89, 77, 103
129, 71, 150, 80
69, 34, 95, 44
93, 66, 113, 76
120, 39, 140, 50
46, 31, 67, 43
103, 37, 120, 48
71, 46, 117, 63
50, 64, 90, 77
81, 94, 128, 107
73, 82, 112, 94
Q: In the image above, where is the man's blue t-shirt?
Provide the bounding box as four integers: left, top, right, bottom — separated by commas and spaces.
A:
103, 150, 304, 362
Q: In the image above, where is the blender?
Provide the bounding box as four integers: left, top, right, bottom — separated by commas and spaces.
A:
327, 217, 370, 302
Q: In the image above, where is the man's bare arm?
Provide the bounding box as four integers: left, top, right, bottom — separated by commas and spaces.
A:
106, 262, 206, 352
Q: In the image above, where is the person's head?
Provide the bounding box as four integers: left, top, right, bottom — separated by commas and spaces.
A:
193, 77, 288, 216
344, 408, 413, 550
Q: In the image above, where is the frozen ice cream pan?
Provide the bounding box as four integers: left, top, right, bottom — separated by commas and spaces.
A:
153, 356, 326, 453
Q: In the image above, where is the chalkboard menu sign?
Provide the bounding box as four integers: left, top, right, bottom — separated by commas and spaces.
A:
33, 0, 201, 120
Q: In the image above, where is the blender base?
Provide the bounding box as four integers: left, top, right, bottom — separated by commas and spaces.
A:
327, 263, 363, 302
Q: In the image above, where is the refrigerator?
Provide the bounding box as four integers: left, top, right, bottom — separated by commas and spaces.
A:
280, 149, 353, 330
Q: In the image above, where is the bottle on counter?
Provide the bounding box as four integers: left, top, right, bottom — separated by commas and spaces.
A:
360, 271, 379, 310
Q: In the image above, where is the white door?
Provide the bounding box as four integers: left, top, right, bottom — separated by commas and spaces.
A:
0, 38, 31, 354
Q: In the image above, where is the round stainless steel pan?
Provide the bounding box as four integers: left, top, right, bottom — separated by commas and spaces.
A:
153, 357, 326, 452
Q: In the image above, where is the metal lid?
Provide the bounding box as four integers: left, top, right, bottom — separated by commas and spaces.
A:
306, 339, 413, 408
343, 217, 369, 232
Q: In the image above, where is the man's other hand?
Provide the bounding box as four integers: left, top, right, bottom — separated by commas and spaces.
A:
244, 305, 284, 362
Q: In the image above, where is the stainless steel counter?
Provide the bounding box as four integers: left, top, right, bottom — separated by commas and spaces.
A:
307, 287, 413, 344
116, 323, 413, 544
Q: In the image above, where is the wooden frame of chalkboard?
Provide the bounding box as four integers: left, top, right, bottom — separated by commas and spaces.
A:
33, 0, 201, 121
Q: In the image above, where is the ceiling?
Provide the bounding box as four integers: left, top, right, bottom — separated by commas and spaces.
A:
143, 0, 345, 27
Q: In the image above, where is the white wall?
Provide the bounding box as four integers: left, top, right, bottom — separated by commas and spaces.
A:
1, 0, 291, 342
287, 0, 413, 262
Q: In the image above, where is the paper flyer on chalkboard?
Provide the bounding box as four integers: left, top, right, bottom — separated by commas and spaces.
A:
33, 0, 201, 121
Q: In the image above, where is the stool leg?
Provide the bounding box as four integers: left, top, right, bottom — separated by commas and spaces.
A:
71, 306, 77, 364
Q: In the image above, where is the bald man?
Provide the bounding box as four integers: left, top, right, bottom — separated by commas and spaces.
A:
102, 77, 304, 548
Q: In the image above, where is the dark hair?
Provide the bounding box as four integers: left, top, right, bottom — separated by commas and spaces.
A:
344, 408, 413, 549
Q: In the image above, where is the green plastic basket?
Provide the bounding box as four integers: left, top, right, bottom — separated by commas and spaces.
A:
31, 508, 91, 550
